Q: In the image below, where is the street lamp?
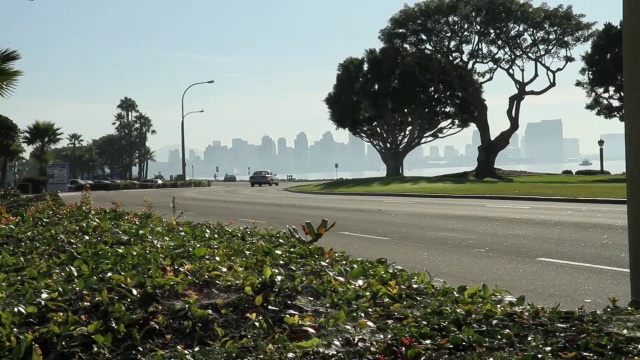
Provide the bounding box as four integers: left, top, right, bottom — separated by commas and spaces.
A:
181, 80, 215, 180
598, 139, 605, 173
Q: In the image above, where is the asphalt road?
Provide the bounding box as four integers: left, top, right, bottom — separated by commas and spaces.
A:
61, 181, 630, 310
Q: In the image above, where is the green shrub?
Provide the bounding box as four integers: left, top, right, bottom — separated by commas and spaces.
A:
21, 176, 48, 193
1, 194, 640, 358
576, 169, 612, 175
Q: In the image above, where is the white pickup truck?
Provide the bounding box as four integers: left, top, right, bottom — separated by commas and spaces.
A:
249, 170, 279, 187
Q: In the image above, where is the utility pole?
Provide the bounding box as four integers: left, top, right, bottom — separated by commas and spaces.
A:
624, 0, 640, 300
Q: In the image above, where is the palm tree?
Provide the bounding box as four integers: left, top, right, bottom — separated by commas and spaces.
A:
22, 120, 64, 177
134, 112, 155, 179
117, 97, 138, 122
114, 97, 138, 179
143, 147, 156, 179
67, 132, 84, 178
0, 48, 23, 99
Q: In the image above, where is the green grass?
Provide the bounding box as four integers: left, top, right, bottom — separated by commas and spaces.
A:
294, 174, 627, 199
2, 188, 639, 359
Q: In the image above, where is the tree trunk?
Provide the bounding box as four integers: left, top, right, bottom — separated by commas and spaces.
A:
473, 98, 519, 179
0, 158, 8, 187
380, 151, 405, 177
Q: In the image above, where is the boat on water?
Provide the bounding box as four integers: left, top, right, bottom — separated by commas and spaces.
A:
579, 159, 593, 166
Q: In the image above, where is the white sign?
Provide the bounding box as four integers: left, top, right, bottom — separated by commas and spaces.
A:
46, 162, 70, 192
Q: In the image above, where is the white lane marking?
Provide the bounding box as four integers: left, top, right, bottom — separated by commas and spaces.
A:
384, 200, 415, 204
339, 231, 390, 240
238, 218, 267, 224
486, 205, 531, 209
537, 258, 629, 272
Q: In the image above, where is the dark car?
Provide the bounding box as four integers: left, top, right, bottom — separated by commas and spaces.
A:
68, 179, 87, 191
223, 174, 237, 182
249, 170, 279, 187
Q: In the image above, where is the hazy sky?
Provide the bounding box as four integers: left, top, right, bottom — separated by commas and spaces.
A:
3, 0, 624, 157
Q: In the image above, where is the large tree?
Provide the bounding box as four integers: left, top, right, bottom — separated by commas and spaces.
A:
380, 0, 593, 179
94, 133, 130, 177
576, 21, 623, 121
22, 120, 64, 177
0, 115, 20, 186
325, 46, 480, 177
0, 48, 22, 99
133, 112, 155, 179
66, 132, 84, 178
113, 97, 139, 179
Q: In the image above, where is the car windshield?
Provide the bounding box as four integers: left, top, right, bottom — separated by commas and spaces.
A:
253, 171, 269, 176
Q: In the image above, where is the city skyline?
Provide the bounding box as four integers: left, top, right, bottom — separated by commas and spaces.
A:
148, 118, 626, 179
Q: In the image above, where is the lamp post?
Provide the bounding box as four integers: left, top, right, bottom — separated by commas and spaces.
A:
598, 139, 605, 173
181, 80, 215, 181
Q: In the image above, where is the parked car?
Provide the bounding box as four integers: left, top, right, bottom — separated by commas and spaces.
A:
68, 179, 87, 191
140, 179, 163, 188
249, 170, 279, 187
223, 174, 237, 182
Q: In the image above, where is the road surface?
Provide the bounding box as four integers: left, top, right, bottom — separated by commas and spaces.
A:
61, 181, 629, 310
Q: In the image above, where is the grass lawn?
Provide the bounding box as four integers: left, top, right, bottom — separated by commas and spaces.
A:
293, 174, 627, 199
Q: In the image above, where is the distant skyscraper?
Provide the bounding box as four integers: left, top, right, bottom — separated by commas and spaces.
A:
443, 145, 459, 159
277, 137, 287, 156
600, 133, 625, 160
563, 138, 580, 159
465, 144, 475, 158
259, 135, 276, 168
294, 132, 310, 171
168, 149, 180, 165
471, 129, 481, 147
429, 145, 440, 158
347, 133, 366, 170
524, 119, 564, 163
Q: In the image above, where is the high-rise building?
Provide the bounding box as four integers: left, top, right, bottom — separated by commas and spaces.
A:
259, 135, 276, 169
277, 137, 287, 156
443, 145, 459, 159
563, 138, 580, 159
524, 119, 564, 163
471, 129, 481, 147
429, 145, 440, 158
293, 132, 310, 171
599, 133, 625, 160
168, 149, 180, 166
347, 133, 366, 170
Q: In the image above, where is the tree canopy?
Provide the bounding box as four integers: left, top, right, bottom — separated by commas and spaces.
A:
0, 48, 23, 99
325, 45, 480, 177
576, 21, 623, 121
22, 120, 64, 176
380, 0, 593, 178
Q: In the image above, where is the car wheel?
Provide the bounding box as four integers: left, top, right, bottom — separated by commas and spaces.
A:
269, 182, 273, 186
259, 184, 262, 187
251, 183, 255, 187
275, 183, 279, 186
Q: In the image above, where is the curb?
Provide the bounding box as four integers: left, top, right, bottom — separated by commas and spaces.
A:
285, 188, 627, 205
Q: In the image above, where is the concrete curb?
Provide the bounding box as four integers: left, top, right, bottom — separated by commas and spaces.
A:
285, 188, 627, 205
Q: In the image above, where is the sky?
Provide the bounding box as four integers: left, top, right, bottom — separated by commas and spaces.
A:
3, 0, 624, 160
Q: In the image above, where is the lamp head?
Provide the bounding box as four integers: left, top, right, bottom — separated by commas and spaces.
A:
206, 80, 215, 84
199, 109, 205, 113
598, 139, 605, 147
